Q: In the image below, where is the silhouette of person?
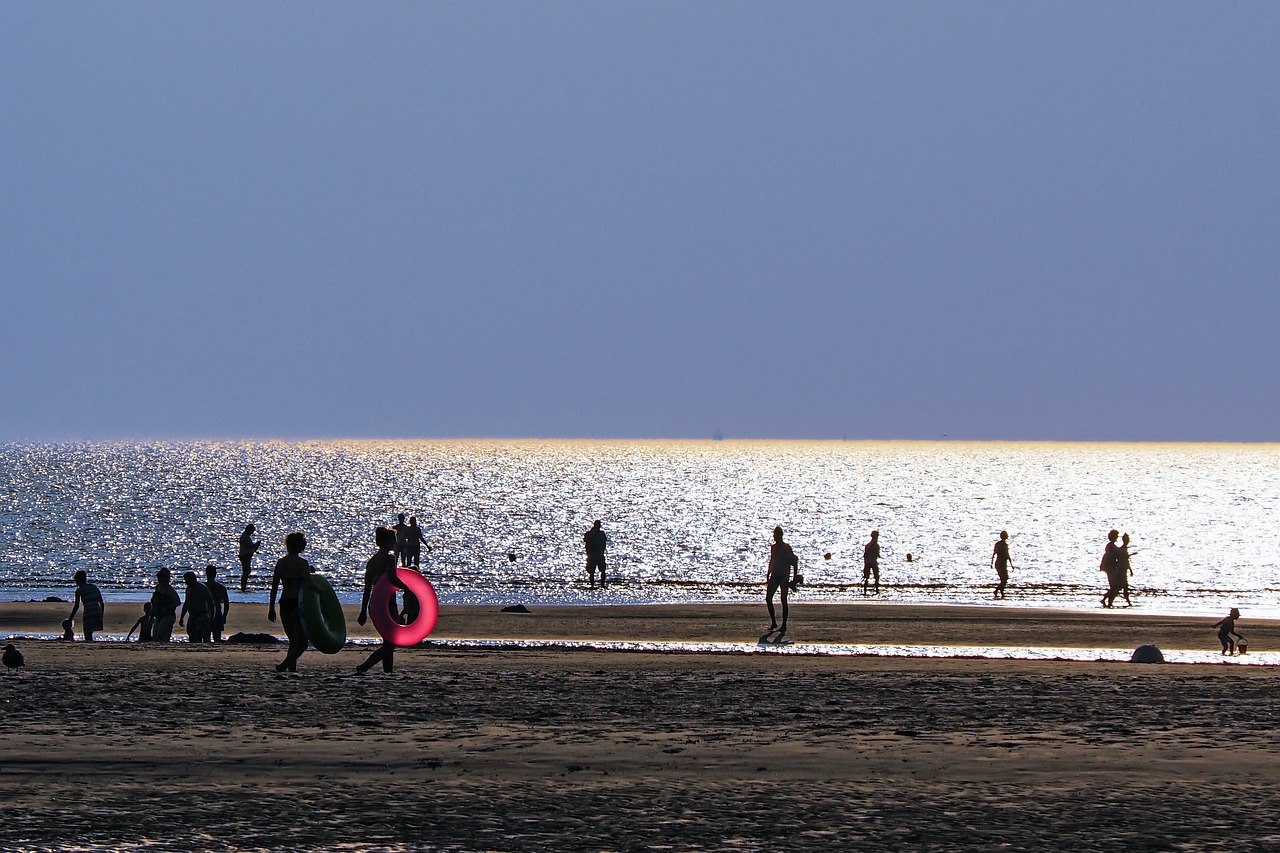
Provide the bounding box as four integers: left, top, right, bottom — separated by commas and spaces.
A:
405, 517, 431, 568
991, 531, 1012, 599
1100, 529, 1124, 608
205, 565, 231, 642
60, 619, 74, 641
1214, 608, 1244, 655
764, 526, 799, 641
1117, 533, 1137, 607
238, 524, 261, 593
393, 514, 412, 567
357, 526, 405, 674
126, 602, 155, 642
68, 570, 105, 641
267, 531, 316, 672
584, 520, 608, 588
862, 530, 881, 595
179, 571, 215, 643
150, 568, 182, 642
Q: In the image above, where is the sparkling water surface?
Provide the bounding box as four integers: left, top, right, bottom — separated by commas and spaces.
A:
2, 440, 1278, 616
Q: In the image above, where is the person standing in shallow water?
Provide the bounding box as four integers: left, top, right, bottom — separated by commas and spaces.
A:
205, 565, 231, 642
764, 526, 799, 641
583, 520, 608, 588
179, 571, 214, 643
1100, 529, 1124, 608
393, 514, 412, 568
238, 524, 260, 593
357, 526, 405, 674
405, 516, 431, 569
862, 530, 881, 595
150, 568, 182, 642
991, 531, 1013, 600
268, 531, 317, 672
1117, 533, 1137, 607
68, 570, 105, 642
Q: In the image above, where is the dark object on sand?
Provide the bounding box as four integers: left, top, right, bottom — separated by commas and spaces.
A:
42, 596, 67, 603
1130, 644, 1165, 664
501, 604, 530, 613
226, 632, 282, 644
507, 553, 517, 562
823, 552, 832, 560
3, 644, 24, 672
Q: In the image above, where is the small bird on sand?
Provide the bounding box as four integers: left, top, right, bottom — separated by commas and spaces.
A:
2, 644, 23, 673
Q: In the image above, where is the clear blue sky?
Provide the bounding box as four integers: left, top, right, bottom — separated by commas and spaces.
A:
2, 3, 1275, 441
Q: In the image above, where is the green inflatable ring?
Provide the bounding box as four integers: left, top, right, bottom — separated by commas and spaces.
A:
301, 575, 347, 654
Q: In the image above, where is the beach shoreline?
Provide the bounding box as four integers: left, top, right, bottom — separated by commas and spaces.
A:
4, 600, 1274, 654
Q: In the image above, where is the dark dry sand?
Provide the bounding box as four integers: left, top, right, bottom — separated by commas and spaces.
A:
2, 603, 1279, 851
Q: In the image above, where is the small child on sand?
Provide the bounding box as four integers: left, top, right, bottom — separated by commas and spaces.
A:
126, 602, 155, 642
60, 619, 74, 641
1213, 607, 1244, 655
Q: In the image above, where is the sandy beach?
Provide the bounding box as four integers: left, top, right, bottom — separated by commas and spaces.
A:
3, 602, 1279, 851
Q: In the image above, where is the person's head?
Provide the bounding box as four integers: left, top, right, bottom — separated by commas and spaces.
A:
1230, 608, 1241, 618
1122, 533, 1130, 544
142, 602, 152, 614
397, 513, 406, 523
61, 619, 72, 630
285, 531, 306, 555
183, 571, 199, 586
205, 564, 217, 581
73, 570, 87, 585
375, 526, 396, 551
157, 568, 171, 584
1108, 529, 1119, 542
593, 520, 602, 530
999, 530, 1008, 541
409, 516, 418, 527
871, 530, 879, 540
772, 525, 784, 542
244, 524, 255, 534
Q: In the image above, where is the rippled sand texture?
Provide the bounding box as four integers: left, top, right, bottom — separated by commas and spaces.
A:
2, 642, 1279, 851
4, 440, 1280, 613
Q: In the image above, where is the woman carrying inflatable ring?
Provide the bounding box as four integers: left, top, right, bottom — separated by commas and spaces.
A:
357, 526, 438, 673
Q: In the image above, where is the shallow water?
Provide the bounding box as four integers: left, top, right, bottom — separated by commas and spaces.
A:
9, 633, 1274, 667
2, 439, 1278, 615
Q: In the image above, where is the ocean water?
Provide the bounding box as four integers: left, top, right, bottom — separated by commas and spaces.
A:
1, 439, 1277, 616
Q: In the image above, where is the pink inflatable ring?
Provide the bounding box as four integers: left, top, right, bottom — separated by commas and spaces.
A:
369, 567, 439, 646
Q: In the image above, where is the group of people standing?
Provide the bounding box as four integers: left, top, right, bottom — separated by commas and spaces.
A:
64, 565, 232, 644
133, 565, 232, 643
761, 525, 1138, 624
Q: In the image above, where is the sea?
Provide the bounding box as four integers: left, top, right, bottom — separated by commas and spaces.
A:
2, 439, 1277, 618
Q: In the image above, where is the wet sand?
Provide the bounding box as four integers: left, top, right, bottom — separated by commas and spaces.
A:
6, 599, 1276, 650
3, 603, 1278, 851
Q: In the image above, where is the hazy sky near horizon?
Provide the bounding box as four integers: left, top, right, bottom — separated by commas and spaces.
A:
1, 3, 1276, 442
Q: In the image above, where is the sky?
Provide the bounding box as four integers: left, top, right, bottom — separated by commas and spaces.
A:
1, 3, 1276, 442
